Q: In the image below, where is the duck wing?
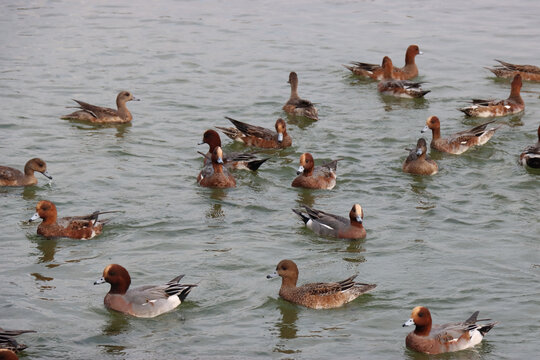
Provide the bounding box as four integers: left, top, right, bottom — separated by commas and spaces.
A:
224, 117, 275, 140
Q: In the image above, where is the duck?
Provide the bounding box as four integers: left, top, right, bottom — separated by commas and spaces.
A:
94, 264, 196, 318
459, 74, 524, 117
291, 153, 341, 190
197, 146, 236, 188
486, 59, 540, 82
520, 124, 540, 168
344, 44, 422, 80
0, 349, 18, 360
217, 117, 292, 149
403, 306, 497, 354
283, 72, 319, 120
421, 116, 502, 154
402, 138, 438, 175
0, 158, 52, 186
267, 259, 375, 309
61, 91, 139, 123
29, 200, 114, 239
292, 204, 366, 239
0, 327, 35, 353
198, 129, 269, 171
377, 56, 429, 98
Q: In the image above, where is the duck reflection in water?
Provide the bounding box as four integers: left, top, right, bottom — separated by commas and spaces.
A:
206, 202, 225, 220
102, 311, 130, 337
296, 189, 316, 208
275, 301, 300, 339
35, 237, 58, 264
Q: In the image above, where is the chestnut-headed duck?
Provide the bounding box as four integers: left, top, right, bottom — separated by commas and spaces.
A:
267, 259, 376, 309
403, 306, 497, 354
486, 59, 540, 82
421, 116, 502, 155
402, 138, 438, 175
197, 146, 236, 188
283, 72, 319, 120
377, 57, 429, 98
459, 74, 524, 117
520, 124, 540, 168
29, 200, 114, 239
344, 44, 422, 80
0, 349, 18, 360
0, 158, 52, 186
291, 153, 341, 190
199, 129, 269, 171
0, 327, 35, 353
61, 91, 139, 123
94, 264, 196, 318
217, 117, 292, 149
292, 204, 366, 239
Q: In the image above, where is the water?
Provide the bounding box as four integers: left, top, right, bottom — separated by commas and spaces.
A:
1, 0, 539, 358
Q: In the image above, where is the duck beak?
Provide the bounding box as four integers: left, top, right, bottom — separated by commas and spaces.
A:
403, 318, 415, 327
355, 216, 363, 223
217, 157, 224, 164
42, 171, 52, 179
296, 165, 304, 175
421, 125, 429, 133
416, 148, 423, 156
266, 271, 278, 279
29, 212, 40, 222
418, 51, 424, 55
197, 141, 206, 145
132, 97, 140, 101
277, 133, 283, 143
94, 277, 106, 285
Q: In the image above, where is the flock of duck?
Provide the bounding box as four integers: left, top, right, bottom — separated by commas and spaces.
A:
1, 44, 540, 358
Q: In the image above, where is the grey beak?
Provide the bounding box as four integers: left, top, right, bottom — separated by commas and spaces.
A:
355, 216, 363, 223
277, 133, 283, 143
29, 212, 40, 222
94, 277, 106, 285
416, 148, 423, 156
403, 318, 415, 327
296, 165, 304, 175
421, 125, 429, 133
217, 157, 224, 164
42, 170, 52, 179
267, 271, 278, 279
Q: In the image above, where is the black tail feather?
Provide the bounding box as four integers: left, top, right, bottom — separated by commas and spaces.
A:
246, 158, 270, 171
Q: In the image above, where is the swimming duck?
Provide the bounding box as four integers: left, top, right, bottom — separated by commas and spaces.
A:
291, 153, 341, 190
459, 74, 524, 117
29, 200, 113, 239
486, 59, 540, 82
283, 72, 319, 120
377, 56, 429, 98
403, 306, 497, 354
267, 259, 376, 309
520, 124, 540, 168
344, 44, 422, 80
402, 138, 438, 175
292, 204, 366, 239
199, 129, 269, 171
197, 146, 236, 188
217, 117, 292, 149
94, 264, 196, 318
61, 91, 139, 123
421, 116, 502, 155
0, 349, 19, 360
0, 327, 35, 353
0, 158, 52, 186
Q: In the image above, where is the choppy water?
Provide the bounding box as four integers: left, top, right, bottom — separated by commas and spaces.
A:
1, 0, 539, 359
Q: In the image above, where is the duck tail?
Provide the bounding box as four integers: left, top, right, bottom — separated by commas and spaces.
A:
478, 322, 498, 336
178, 284, 197, 302
246, 158, 270, 171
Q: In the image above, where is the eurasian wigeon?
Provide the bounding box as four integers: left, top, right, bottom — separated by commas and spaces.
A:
421, 116, 502, 155
0, 327, 35, 353
267, 259, 376, 309
94, 264, 196, 318
403, 306, 497, 354
0, 349, 19, 360
29, 200, 114, 239
344, 44, 422, 80
402, 138, 438, 175
459, 74, 524, 117
292, 204, 366, 239
291, 153, 341, 190
520, 124, 540, 168
283, 72, 319, 120
377, 56, 429, 98
61, 91, 139, 123
199, 129, 269, 171
486, 59, 540, 82
197, 146, 236, 188
217, 117, 292, 149
0, 158, 52, 186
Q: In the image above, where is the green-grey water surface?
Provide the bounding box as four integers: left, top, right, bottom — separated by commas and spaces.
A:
1, 0, 539, 359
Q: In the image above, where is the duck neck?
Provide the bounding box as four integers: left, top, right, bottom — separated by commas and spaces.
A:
281, 276, 297, 288
509, 88, 523, 104
290, 81, 299, 100
117, 101, 132, 120
303, 166, 313, 177
109, 281, 130, 295
42, 212, 57, 225
23, 163, 35, 176
431, 127, 441, 140
414, 323, 431, 336
212, 162, 224, 174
